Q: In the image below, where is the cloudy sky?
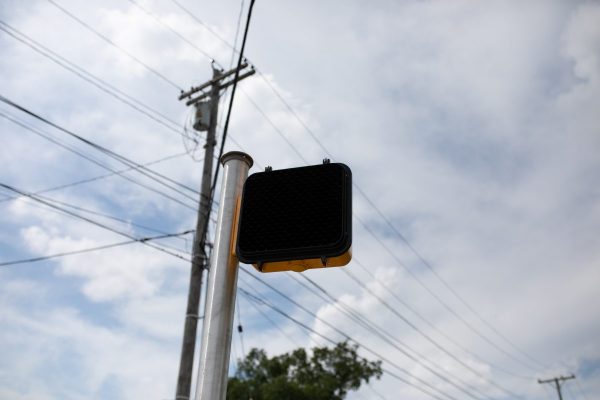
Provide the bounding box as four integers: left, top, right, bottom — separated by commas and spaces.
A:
1, 0, 599, 399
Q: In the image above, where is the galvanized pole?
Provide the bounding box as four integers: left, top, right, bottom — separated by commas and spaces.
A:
194, 151, 253, 400
175, 67, 221, 400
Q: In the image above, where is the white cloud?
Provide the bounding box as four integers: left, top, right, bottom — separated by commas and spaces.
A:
1, 0, 599, 399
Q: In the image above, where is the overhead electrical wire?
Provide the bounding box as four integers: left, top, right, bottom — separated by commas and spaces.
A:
238, 287, 452, 400
1, 96, 199, 197
0, 109, 199, 211
289, 272, 522, 399
110, 0, 258, 171
45, 0, 183, 90
213, 0, 246, 140
240, 270, 490, 400
23, 192, 186, 242
236, 294, 246, 360
124, 0, 215, 66
351, 258, 532, 380
0, 182, 192, 262
564, 383, 578, 400
214, 84, 538, 384
575, 379, 589, 400
238, 276, 388, 399
236, 279, 300, 348
0, 10, 227, 215
158, 0, 547, 373
367, 384, 389, 400
238, 268, 496, 400
228, 0, 246, 73
352, 188, 548, 370
198, 0, 257, 253
0, 152, 188, 204
2, 189, 193, 256
0, 97, 200, 200
3, 1, 544, 394
40, 0, 544, 386
340, 267, 522, 398
0, 230, 193, 267
249, 88, 543, 373
5, 187, 196, 257
238, 276, 302, 347
22, 0, 252, 170
0, 17, 218, 174
235, 76, 543, 374
169, 0, 232, 57
0, 21, 185, 137
353, 211, 540, 371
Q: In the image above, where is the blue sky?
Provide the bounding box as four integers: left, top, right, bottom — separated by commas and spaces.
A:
1, 0, 599, 399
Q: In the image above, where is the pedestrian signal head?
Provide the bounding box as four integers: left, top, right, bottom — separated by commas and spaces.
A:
236, 162, 352, 273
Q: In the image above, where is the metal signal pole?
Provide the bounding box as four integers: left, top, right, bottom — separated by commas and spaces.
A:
194, 151, 253, 400
538, 375, 576, 400
176, 64, 255, 400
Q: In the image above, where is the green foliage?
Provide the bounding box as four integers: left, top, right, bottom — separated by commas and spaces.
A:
227, 341, 382, 400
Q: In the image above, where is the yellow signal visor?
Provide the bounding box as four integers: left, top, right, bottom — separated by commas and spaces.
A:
252, 247, 352, 273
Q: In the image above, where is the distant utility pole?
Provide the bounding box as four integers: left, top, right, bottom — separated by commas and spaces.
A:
175, 62, 255, 400
538, 374, 576, 400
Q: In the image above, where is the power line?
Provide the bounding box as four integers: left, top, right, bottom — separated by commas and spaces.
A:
110, 0, 257, 170
538, 375, 576, 400
125, 0, 215, 65
238, 287, 452, 400
219, 99, 528, 391
168, 0, 234, 55
575, 379, 588, 400
0, 96, 200, 199
353, 184, 548, 370
250, 87, 544, 372
177, 2, 547, 370
159, 5, 543, 370
0, 182, 191, 262
228, 0, 246, 71
236, 280, 300, 348
215, 0, 246, 137
341, 267, 522, 398
0, 152, 187, 204
290, 272, 518, 399
247, 77, 544, 372
237, 281, 385, 397
3, 186, 192, 256
0, 20, 185, 137
354, 210, 540, 372
236, 293, 246, 360
351, 258, 533, 380
367, 384, 388, 400
0, 109, 199, 211
25, 192, 183, 239
45, 0, 183, 90
0, 230, 193, 267
165, 2, 542, 371
238, 268, 492, 400
0, 22, 226, 208
28, 0, 544, 383
200, 0, 256, 252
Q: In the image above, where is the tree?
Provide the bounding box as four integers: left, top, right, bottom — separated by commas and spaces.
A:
227, 341, 382, 400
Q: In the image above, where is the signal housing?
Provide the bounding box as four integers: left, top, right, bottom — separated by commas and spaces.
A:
236, 162, 352, 272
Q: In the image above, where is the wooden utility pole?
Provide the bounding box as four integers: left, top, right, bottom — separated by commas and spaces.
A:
538, 374, 576, 400
175, 62, 255, 400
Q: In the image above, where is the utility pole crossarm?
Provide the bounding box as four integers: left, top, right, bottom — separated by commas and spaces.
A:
184, 67, 255, 107
184, 64, 254, 107
178, 62, 249, 100
538, 374, 576, 400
